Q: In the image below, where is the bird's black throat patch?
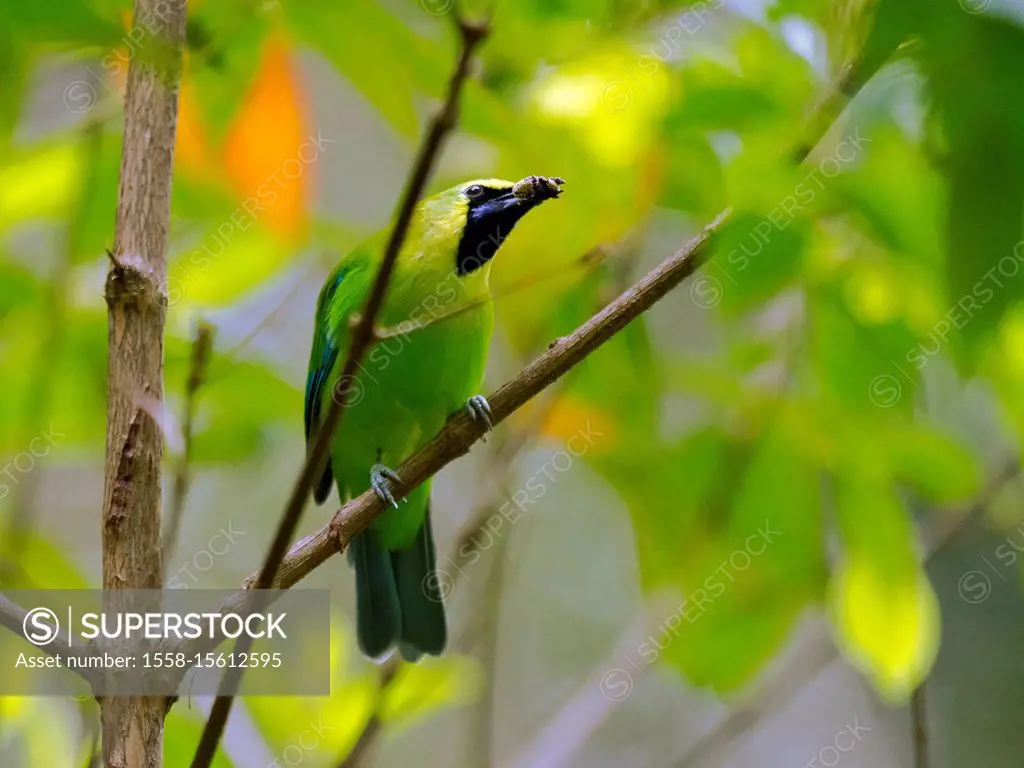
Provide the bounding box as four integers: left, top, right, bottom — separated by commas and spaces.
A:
456, 188, 533, 276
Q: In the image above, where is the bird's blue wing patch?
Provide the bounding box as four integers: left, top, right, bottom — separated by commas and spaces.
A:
304, 266, 348, 503
304, 343, 339, 443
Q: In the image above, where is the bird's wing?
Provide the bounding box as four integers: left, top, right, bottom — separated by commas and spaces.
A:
305, 246, 372, 503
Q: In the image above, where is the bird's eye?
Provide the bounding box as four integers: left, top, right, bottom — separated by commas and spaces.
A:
465, 184, 485, 199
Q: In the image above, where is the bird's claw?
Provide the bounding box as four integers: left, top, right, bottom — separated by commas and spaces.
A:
370, 463, 402, 509
465, 395, 493, 439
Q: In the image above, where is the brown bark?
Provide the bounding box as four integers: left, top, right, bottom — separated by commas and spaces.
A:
101, 1, 188, 766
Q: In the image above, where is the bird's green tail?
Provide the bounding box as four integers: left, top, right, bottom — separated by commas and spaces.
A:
350, 508, 447, 661
350, 531, 401, 658
391, 506, 447, 661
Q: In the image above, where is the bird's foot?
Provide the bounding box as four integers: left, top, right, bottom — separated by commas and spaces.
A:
465, 395, 493, 440
370, 463, 402, 509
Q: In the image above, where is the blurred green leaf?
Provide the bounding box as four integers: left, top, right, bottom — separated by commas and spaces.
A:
833, 128, 945, 270
656, 136, 727, 216
621, 414, 824, 693
829, 474, 939, 703
713, 211, 809, 314
184, 11, 270, 144
382, 655, 481, 726
0, 0, 122, 49
923, 14, 1024, 362
285, 0, 430, 138
0, 532, 91, 589
659, 416, 823, 691
0, 140, 84, 233
0, 261, 41, 319
885, 425, 981, 504
68, 123, 119, 265
810, 284, 918, 413
666, 65, 782, 135
730, 417, 824, 592
168, 227, 290, 309
0, 697, 83, 768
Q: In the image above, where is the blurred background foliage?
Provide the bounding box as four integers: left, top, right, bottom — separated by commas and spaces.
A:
2, 0, 1024, 765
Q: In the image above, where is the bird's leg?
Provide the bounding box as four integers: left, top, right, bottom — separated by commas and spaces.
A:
464, 395, 493, 437
370, 450, 402, 509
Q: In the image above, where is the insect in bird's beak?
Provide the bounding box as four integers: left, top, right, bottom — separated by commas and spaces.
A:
512, 175, 566, 203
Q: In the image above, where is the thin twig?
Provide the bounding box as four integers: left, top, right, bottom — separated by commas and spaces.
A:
189, 17, 489, 768
912, 682, 929, 768
164, 322, 215, 568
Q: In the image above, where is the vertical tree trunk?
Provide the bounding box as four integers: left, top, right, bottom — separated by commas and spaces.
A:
101, 1, 188, 765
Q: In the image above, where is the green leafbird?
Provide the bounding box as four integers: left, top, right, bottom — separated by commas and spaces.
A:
305, 175, 564, 661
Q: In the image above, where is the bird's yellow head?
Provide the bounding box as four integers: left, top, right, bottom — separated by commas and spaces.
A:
419, 176, 565, 276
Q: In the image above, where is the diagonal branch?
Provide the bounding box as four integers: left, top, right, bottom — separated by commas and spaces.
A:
188, 16, 489, 768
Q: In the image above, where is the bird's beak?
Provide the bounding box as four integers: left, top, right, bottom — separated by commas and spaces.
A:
469, 177, 565, 218
456, 176, 565, 275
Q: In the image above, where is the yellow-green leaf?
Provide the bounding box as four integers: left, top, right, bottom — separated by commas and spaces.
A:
830, 555, 939, 703
830, 479, 939, 702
